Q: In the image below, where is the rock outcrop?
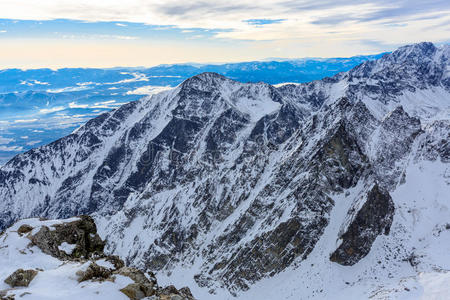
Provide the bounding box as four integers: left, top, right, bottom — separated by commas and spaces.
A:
0, 217, 195, 300
330, 184, 395, 265
4, 269, 38, 288
28, 215, 105, 260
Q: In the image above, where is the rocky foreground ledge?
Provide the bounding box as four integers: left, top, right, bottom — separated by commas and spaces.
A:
0, 216, 195, 300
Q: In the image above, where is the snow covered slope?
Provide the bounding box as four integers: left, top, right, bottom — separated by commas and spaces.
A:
0, 216, 195, 300
0, 42, 449, 299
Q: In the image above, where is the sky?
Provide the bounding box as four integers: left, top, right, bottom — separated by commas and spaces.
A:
0, 0, 449, 68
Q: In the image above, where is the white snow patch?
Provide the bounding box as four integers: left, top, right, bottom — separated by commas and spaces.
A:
125, 85, 173, 95
58, 242, 77, 255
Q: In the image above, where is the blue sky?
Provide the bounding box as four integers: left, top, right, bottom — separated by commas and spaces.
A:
0, 0, 449, 68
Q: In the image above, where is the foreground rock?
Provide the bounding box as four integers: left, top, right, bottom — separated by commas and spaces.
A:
0, 217, 195, 300
3, 269, 38, 288
28, 215, 105, 260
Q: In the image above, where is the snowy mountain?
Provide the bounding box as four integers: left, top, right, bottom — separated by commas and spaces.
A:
0, 42, 449, 299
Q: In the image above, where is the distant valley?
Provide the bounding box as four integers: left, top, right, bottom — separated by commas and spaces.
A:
0, 53, 384, 164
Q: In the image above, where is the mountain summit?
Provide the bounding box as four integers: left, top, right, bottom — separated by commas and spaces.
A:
0, 42, 449, 299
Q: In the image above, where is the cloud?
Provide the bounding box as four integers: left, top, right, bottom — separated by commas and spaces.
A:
20, 79, 50, 86
68, 100, 125, 109
1, 0, 448, 33
105, 72, 149, 84
0, 145, 23, 152
0, 136, 15, 144
0, 0, 449, 64
47, 86, 90, 93
26, 140, 42, 146
105, 35, 138, 40
310, 14, 352, 25
309, 3, 449, 26
125, 85, 173, 95
39, 106, 65, 114
156, 2, 257, 17
245, 19, 287, 26
14, 119, 38, 123
60, 33, 139, 40
69, 102, 89, 109
90, 100, 127, 109
0, 30, 7, 33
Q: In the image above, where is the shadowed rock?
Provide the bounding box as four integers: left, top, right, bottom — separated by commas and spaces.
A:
330, 184, 394, 265
16, 225, 33, 236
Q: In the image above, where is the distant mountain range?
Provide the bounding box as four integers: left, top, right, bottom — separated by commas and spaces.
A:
0, 53, 385, 165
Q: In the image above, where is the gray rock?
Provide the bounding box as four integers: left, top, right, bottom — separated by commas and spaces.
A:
120, 283, 154, 300
4, 269, 38, 287
116, 267, 156, 299
330, 184, 395, 265
75, 262, 112, 283
29, 215, 105, 260
115, 267, 151, 285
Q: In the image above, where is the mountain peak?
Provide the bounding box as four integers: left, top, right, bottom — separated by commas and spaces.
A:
179, 72, 233, 93
193, 72, 227, 80
399, 41, 436, 52
386, 42, 438, 64
184, 71, 229, 84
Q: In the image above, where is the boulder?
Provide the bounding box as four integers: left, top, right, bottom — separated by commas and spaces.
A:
105, 255, 125, 270
0, 289, 14, 300
178, 287, 194, 298
76, 262, 112, 282
120, 283, 154, 300
29, 215, 105, 260
115, 267, 150, 285
157, 285, 195, 300
116, 267, 155, 299
17, 225, 33, 236
4, 269, 38, 287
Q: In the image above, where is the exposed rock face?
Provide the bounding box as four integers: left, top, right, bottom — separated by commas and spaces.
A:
4, 269, 38, 287
76, 262, 113, 282
0, 42, 448, 296
28, 215, 105, 260
120, 283, 151, 300
0, 217, 196, 300
330, 184, 395, 265
157, 285, 195, 300
116, 267, 153, 286
16, 225, 33, 236
0, 292, 14, 300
